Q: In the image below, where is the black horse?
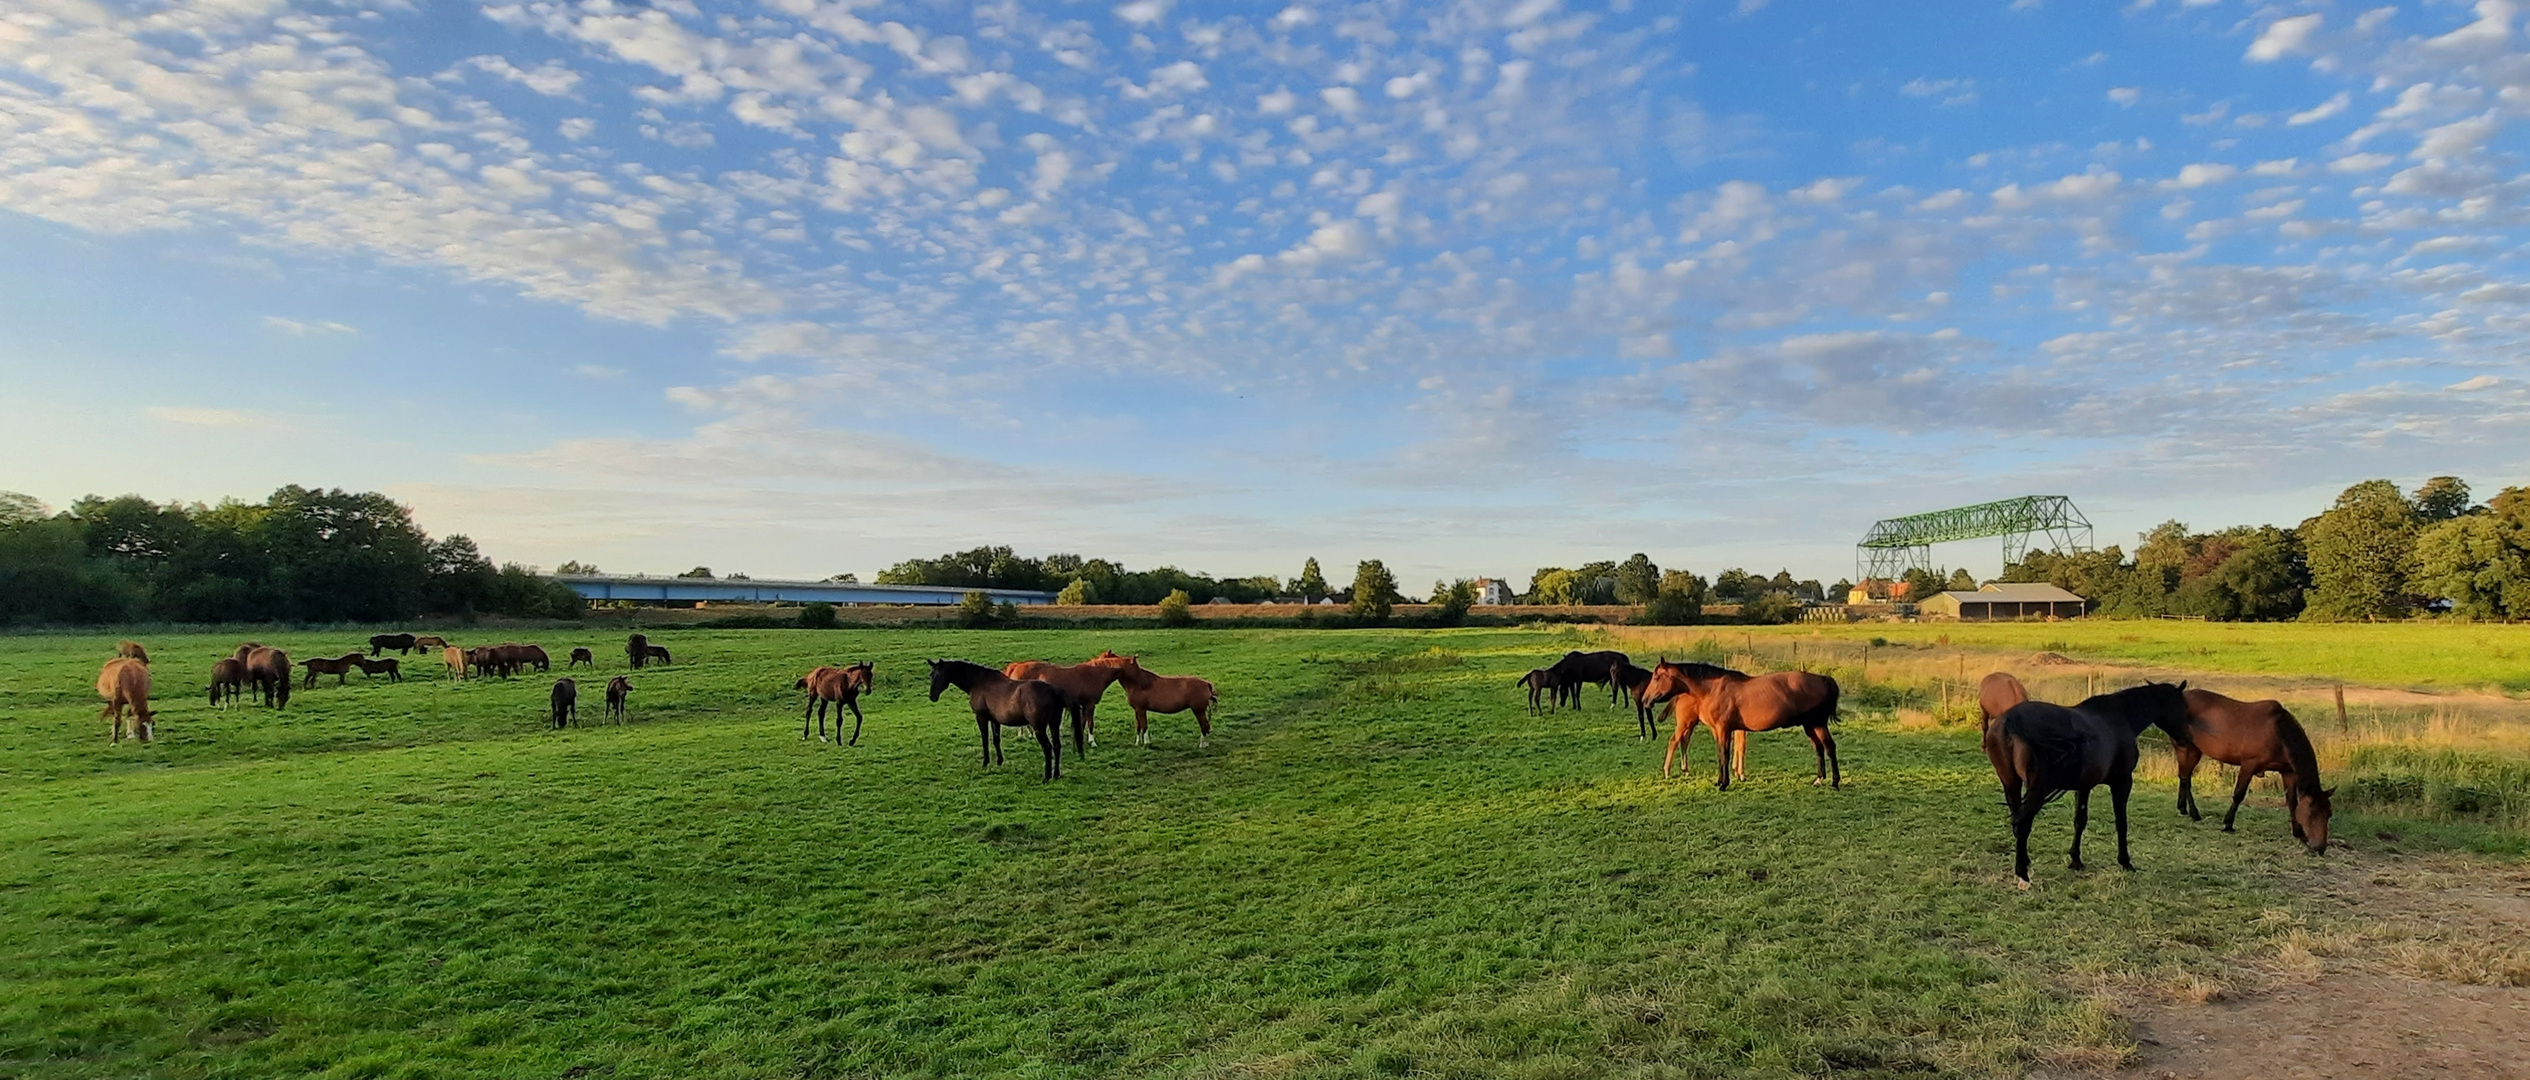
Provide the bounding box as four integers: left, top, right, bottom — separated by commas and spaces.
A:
1985, 682, 2192, 885
927, 659, 1067, 781
1610, 659, 1658, 736
1548, 650, 1629, 707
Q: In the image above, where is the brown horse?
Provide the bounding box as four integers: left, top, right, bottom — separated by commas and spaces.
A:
2174, 688, 2333, 852
209, 658, 246, 707
796, 662, 875, 745
1514, 668, 1571, 715
626, 634, 670, 668
1642, 661, 1842, 789
1979, 672, 2029, 728
443, 646, 468, 680
567, 647, 595, 668
116, 640, 150, 664
550, 678, 578, 728
97, 657, 154, 743
369, 633, 418, 656
605, 676, 631, 722
348, 655, 402, 682
414, 635, 449, 651
1096, 655, 1219, 747
302, 653, 363, 688
1002, 657, 1124, 754
929, 659, 1065, 780
245, 647, 290, 708
230, 642, 263, 669
1611, 659, 1659, 737
1987, 682, 2192, 885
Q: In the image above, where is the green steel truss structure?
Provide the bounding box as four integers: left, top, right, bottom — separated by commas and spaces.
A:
1855, 495, 2094, 584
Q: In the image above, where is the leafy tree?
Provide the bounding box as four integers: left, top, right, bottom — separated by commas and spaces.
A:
0, 491, 46, 527
1945, 568, 1976, 591
1055, 578, 1093, 605
2413, 476, 2475, 522
798, 602, 837, 629
827, 572, 858, 583
2412, 486, 2530, 620
1639, 570, 1707, 625
1349, 559, 1399, 622
1897, 567, 1948, 604
1572, 560, 1620, 604
555, 560, 600, 575
1711, 568, 1756, 602
2301, 479, 2420, 620
1157, 588, 1195, 627
1295, 558, 1329, 603
1743, 591, 1802, 625
1430, 578, 1475, 626
1612, 553, 1661, 605
678, 566, 715, 579
1829, 578, 1854, 601
2133, 519, 2194, 589
956, 589, 996, 627
1528, 568, 1579, 605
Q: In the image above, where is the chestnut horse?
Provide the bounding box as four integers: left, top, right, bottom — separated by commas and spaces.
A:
443, 646, 467, 680
929, 659, 1065, 780
605, 676, 631, 723
209, 658, 246, 708
97, 657, 154, 743
2174, 688, 2333, 852
245, 647, 290, 708
116, 640, 150, 664
1002, 657, 1123, 754
1095, 654, 1219, 748
1979, 672, 2029, 728
796, 662, 875, 745
1987, 682, 2193, 885
1641, 660, 1842, 789
414, 635, 450, 651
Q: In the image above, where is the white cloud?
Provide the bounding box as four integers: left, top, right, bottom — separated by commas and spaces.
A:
2245, 14, 2323, 61
1115, 0, 1172, 26
262, 317, 357, 336
2328, 152, 2396, 172
2161, 163, 2237, 189
2427, 0, 2514, 52
2287, 91, 2350, 125
2107, 86, 2140, 106
462, 55, 584, 97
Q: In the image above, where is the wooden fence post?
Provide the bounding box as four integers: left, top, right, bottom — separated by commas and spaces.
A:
2334, 683, 2348, 733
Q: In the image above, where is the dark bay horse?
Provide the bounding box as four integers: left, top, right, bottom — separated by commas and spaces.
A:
1514, 668, 1572, 715
1641, 661, 1841, 789
797, 662, 875, 745
369, 633, 417, 656
551, 678, 577, 729
929, 659, 1066, 780
1549, 650, 1629, 706
2175, 688, 2333, 852
1611, 659, 1658, 737
626, 634, 670, 669
605, 676, 631, 723
1986, 682, 2193, 885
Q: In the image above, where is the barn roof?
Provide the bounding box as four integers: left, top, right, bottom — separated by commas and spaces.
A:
1972, 582, 2085, 602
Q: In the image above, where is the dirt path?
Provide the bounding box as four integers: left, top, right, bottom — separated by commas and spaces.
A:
2116, 848, 2530, 1078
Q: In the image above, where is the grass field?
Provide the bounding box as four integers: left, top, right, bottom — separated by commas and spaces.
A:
1, 626, 2523, 1078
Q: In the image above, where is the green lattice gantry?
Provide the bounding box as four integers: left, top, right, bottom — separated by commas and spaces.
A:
1855, 495, 2094, 584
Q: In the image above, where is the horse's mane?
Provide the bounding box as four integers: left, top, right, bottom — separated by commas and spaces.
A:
2269, 704, 2323, 794
2079, 681, 2189, 737
1669, 661, 1741, 680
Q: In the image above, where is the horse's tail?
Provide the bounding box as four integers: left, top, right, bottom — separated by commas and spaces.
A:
2000, 709, 2086, 805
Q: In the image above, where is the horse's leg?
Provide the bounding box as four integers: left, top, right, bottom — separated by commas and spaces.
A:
1070, 704, 1088, 757
1663, 711, 1693, 777
1806, 726, 1828, 785
1712, 723, 1733, 790
2222, 767, 2255, 832
2011, 792, 2043, 884
1195, 704, 1211, 749
1135, 704, 1150, 746
2067, 788, 2090, 871
1729, 729, 1748, 782
2173, 743, 2202, 819
2111, 774, 2135, 870
992, 721, 1006, 765
846, 698, 863, 746
978, 717, 993, 767
1084, 702, 1098, 748
1823, 727, 1841, 789
1041, 720, 1060, 781
804, 696, 817, 740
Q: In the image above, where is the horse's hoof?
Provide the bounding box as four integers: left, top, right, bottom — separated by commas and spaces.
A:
2014, 877, 2032, 891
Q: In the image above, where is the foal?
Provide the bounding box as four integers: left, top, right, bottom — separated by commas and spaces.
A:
796, 662, 875, 745
1987, 682, 2192, 885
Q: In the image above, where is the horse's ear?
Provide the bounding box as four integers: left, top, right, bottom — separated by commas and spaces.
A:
2178, 680, 2188, 690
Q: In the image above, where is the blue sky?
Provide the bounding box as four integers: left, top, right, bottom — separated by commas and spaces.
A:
3, 0, 2525, 587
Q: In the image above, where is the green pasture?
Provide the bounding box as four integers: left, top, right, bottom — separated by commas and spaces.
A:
0, 627, 2517, 1079
1727, 619, 2530, 693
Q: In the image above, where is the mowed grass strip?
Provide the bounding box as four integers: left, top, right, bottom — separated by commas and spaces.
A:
0, 627, 2501, 1078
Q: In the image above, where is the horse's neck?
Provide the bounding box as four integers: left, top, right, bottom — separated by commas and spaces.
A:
2276, 717, 2322, 788
945, 664, 999, 690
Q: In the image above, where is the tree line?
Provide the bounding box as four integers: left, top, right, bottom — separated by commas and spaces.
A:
0, 488, 585, 626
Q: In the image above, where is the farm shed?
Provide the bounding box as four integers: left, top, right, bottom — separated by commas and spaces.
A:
1918, 582, 2087, 621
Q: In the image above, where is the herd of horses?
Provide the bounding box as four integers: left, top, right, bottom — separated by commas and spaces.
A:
88, 633, 2330, 886
1529, 649, 2332, 885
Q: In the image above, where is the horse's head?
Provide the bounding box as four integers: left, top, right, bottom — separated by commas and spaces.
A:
847, 662, 875, 690
926, 659, 950, 701
1641, 660, 1696, 706
793, 676, 810, 691
2295, 787, 2334, 854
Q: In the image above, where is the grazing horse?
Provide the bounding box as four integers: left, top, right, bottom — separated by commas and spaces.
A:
302, 653, 363, 688
1979, 672, 2030, 729
1986, 682, 2193, 885
230, 642, 263, 669
414, 635, 449, 651
209, 658, 246, 708
550, 678, 578, 729
1514, 668, 1571, 715
369, 633, 418, 656
567, 647, 594, 668
2174, 688, 2333, 852
1549, 650, 1630, 706
1611, 659, 1660, 737
245, 647, 290, 708
605, 676, 630, 723
796, 662, 875, 745
350, 656, 402, 682
116, 640, 149, 664
928, 659, 1065, 781
1095, 654, 1219, 747
625, 634, 670, 669
1642, 660, 1842, 789
1002, 657, 1124, 753
97, 657, 154, 743
442, 646, 467, 680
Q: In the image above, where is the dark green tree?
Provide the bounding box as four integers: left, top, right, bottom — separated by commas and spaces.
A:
1348, 559, 1399, 622
2301, 479, 2420, 619
2412, 486, 2530, 620
1612, 553, 1661, 605
1295, 558, 1329, 603
2413, 476, 2475, 522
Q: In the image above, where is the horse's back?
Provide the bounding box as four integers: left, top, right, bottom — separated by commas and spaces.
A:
1978, 672, 2028, 721
98, 657, 148, 701
2181, 687, 2301, 765
1733, 670, 1837, 728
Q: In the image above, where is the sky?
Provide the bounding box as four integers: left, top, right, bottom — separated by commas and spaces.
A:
2, 0, 2526, 589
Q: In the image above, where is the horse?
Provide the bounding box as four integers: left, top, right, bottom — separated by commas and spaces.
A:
302, 653, 363, 688
927, 659, 1065, 781
567, 647, 594, 668
115, 640, 149, 664
1002, 657, 1124, 753
97, 657, 154, 743
512, 644, 552, 673
466, 646, 502, 678
245, 647, 290, 708
442, 646, 467, 680
1514, 668, 1569, 716
550, 678, 577, 729
1641, 660, 1841, 789
605, 676, 630, 723
1611, 659, 1660, 737
2174, 688, 2333, 852
209, 658, 245, 707
358, 656, 403, 681
1095, 655, 1219, 748
1979, 672, 2030, 729
1549, 650, 1630, 706
625, 634, 669, 669
413, 635, 449, 651
230, 642, 264, 668
796, 662, 875, 745
1986, 682, 2193, 885
369, 633, 418, 656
